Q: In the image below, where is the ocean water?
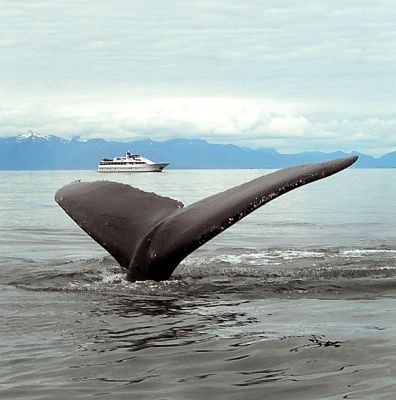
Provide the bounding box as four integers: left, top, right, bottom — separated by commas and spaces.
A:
0, 168, 395, 399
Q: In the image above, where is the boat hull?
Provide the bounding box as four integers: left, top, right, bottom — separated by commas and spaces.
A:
97, 163, 169, 173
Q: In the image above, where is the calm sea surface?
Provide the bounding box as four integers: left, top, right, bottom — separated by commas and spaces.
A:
0, 168, 395, 399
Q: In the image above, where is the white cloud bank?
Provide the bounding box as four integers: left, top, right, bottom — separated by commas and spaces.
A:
1, 96, 394, 155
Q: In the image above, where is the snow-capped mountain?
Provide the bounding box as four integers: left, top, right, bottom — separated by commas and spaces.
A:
0, 133, 394, 169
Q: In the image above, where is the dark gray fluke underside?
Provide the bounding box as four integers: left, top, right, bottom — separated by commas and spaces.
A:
55, 156, 358, 281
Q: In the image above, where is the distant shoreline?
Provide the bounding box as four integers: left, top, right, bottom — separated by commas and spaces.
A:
1, 167, 395, 172
1, 134, 395, 169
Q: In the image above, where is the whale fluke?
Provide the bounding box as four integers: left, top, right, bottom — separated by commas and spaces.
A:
55, 156, 358, 281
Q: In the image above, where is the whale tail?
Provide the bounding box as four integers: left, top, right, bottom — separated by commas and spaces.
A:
55, 156, 358, 281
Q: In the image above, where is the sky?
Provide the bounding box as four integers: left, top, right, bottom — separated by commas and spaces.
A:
1, 0, 396, 156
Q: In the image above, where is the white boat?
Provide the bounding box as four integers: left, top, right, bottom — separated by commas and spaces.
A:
97, 151, 169, 173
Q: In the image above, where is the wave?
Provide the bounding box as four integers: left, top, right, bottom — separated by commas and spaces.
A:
2, 246, 396, 300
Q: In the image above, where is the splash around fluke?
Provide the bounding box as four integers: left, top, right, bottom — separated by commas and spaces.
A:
55, 156, 358, 281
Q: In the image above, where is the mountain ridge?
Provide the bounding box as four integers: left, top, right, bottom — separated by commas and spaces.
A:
0, 133, 394, 169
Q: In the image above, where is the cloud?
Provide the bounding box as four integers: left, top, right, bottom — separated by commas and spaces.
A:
2, 0, 396, 98
1, 1, 396, 155
0, 96, 305, 137
1, 95, 394, 155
